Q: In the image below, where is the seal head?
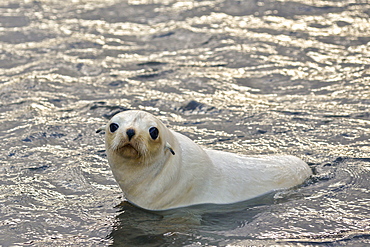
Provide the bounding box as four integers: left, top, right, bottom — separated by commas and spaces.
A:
105, 110, 175, 166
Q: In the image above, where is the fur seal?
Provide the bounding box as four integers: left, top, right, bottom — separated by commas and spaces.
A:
98, 110, 312, 211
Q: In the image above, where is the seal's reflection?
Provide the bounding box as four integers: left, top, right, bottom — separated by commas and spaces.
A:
107, 201, 198, 246
107, 192, 284, 246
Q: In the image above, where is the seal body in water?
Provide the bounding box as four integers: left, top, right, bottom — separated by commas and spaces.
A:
98, 110, 312, 211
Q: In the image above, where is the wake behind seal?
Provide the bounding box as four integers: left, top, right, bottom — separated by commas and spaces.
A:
97, 110, 312, 211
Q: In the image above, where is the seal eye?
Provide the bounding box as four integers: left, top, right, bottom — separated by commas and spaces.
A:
149, 127, 159, 140
110, 123, 119, 133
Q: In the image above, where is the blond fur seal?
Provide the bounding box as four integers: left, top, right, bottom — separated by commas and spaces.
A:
97, 110, 312, 211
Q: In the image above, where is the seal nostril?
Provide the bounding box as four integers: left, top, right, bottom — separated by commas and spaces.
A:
126, 129, 135, 141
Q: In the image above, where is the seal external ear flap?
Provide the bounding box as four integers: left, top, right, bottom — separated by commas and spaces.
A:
165, 142, 175, 155
96, 125, 106, 134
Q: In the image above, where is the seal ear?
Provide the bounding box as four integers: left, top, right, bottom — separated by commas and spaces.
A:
96, 125, 106, 134
165, 142, 175, 155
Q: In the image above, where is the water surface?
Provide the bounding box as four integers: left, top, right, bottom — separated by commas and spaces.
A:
0, 0, 370, 246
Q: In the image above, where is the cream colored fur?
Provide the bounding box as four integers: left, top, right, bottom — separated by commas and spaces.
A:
103, 110, 312, 210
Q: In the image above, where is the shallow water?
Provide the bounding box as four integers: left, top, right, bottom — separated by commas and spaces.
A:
0, 0, 370, 246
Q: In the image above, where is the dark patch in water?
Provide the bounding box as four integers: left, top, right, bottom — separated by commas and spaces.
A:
27, 165, 49, 171
137, 61, 168, 66
153, 31, 175, 38
178, 100, 216, 113
89, 102, 129, 119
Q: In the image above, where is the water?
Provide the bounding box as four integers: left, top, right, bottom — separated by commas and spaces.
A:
0, 0, 369, 246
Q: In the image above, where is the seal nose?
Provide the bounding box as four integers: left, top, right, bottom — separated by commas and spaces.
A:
126, 128, 135, 141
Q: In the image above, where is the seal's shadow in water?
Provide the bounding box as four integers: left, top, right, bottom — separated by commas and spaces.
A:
107, 191, 302, 246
